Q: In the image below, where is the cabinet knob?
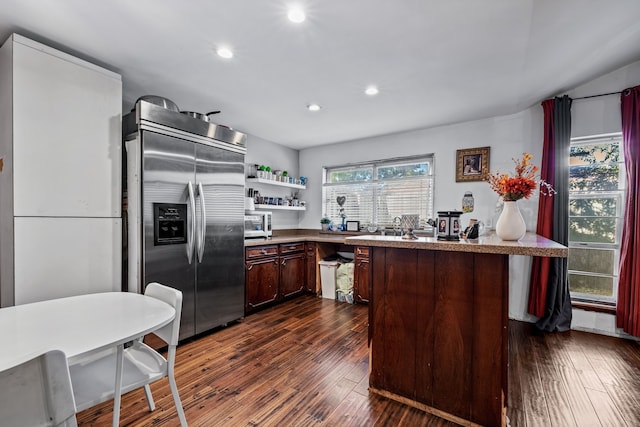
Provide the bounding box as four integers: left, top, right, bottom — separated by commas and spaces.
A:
261, 249, 268, 255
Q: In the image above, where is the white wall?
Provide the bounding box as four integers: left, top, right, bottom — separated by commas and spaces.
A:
299, 109, 543, 231
297, 59, 640, 337
299, 107, 545, 327
245, 134, 301, 230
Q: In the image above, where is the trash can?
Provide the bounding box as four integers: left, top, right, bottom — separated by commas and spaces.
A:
319, 260, 340, 300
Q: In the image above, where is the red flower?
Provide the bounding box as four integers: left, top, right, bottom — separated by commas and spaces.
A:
487, 153, 546, 201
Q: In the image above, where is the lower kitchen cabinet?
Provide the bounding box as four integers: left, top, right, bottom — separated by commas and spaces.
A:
245, 242, 310, 314
245, 245, 279, 312
354, 246, 370, 303
305, 242, 317, 294
279, 243, 306, 298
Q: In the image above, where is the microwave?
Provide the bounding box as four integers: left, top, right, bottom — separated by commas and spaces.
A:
244, 212, 272, 239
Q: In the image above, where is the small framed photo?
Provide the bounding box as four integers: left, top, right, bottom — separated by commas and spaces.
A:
346, 221, 360, 232
456, 146, 490, 182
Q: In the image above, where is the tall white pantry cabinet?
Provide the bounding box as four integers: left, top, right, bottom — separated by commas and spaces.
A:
0, 34, 122, 306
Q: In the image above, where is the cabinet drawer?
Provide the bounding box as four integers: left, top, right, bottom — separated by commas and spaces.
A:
355, 246, 370, 258
246, 245, 279, 259
279, 242, 305, 254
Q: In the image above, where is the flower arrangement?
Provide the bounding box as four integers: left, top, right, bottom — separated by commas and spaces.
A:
487, 153, 553, 201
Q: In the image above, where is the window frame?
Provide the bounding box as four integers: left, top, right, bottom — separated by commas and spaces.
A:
322, 154, 435, 230
568, 133, 624, 308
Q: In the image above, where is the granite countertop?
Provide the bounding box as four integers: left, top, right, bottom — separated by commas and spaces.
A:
244, 231, 348, 247
245, 230, 567, 257
345, 232, 568, 257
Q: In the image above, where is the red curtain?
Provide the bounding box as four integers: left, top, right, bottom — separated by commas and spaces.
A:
528, 99, 555, 317
617, 85, 640, 337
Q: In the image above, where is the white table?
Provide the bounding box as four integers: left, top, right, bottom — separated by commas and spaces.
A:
0, 292, 175, 426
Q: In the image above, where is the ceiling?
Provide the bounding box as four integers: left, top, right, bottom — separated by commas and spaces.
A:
1, 1, 640, 150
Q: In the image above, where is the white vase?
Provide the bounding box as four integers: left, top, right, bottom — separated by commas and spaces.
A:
495, 200, 526, 241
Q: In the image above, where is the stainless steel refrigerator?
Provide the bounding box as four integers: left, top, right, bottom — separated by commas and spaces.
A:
123, 100, 246, 340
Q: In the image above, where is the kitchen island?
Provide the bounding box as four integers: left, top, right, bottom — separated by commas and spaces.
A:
344, 233, 567, 427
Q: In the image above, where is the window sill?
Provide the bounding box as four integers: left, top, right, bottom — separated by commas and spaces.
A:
571, 300, 616, 315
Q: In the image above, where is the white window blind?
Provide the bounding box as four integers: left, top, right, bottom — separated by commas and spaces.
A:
323, 156, 434, 229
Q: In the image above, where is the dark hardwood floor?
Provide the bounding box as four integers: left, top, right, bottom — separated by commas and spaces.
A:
77, 295, 640, 427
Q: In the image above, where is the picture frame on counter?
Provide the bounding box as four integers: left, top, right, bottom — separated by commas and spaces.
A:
456, 146, 490, 182
346, 221, 360, 232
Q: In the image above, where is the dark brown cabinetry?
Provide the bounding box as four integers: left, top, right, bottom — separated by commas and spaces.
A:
305, 242, 317, 294
353, 246, 370, 303
369, 247, 508, 427
279, 243, 306, 298
245, 242, 316, 314
245, 245, 279, 313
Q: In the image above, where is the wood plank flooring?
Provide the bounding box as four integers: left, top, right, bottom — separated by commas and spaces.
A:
76, 295, 640, 427
508, 320, 640, 426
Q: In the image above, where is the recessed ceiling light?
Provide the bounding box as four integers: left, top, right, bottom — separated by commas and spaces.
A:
216, 47, 234, 59
365, 85, 379, 96
307, 103, 321, 112
288, 7, 306, 23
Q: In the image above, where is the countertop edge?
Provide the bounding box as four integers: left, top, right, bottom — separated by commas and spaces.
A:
245, 231, 568, 257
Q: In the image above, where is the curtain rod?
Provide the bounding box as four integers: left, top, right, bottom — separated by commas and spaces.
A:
572, 91, 622, 101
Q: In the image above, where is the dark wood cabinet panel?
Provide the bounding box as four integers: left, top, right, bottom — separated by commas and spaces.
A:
246, 245, 278, 260
305, 242, 317, 294
380, 248, 418, 398
369, 247, 508, 427
280, 252, 306, 298
245, 243, 310, 314
245, 256, 279, 312
432, 251, 474, 419
471, 252, 508, 426
279, 242, 305, 255
415, 250, 436, 405
354, 246, 370, 303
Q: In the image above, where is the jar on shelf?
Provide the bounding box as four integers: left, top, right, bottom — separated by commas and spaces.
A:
462, 191, 474, 213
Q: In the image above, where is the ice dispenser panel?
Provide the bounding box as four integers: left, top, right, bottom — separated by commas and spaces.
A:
154, 203, 187, 245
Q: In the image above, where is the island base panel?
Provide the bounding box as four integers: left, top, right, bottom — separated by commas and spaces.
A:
369, 247, 508, 427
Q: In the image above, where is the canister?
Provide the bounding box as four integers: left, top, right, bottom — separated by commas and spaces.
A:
462, 191, 474, 213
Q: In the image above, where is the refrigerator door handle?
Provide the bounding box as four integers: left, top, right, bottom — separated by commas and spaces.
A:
197, 182, 206, 263
187, 181, 196, 264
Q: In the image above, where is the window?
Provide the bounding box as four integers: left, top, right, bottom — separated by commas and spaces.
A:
322, 155, 434, 229
568, 134, 625, 307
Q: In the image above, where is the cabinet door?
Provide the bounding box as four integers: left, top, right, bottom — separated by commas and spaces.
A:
13, 39, 121, 217
305, 242, 317, 294
245, 257, 279, 313
14, 217, 121, 305
280, 252, 305, 298
354, 246, 370, 303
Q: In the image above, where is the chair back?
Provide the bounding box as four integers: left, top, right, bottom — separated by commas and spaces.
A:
0, 349, 77, 426
144, 282, 183, 346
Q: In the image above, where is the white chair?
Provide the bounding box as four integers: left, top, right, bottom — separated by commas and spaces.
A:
0, 349, 78, 427
69, 283, 187, 426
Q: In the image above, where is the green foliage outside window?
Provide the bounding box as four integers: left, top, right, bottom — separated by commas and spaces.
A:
568, 137, 623, 304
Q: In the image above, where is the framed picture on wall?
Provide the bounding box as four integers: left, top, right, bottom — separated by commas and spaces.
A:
456, 146, 490, 182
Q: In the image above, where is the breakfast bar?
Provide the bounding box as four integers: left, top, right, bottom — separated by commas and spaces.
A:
345, 232, 567, 427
